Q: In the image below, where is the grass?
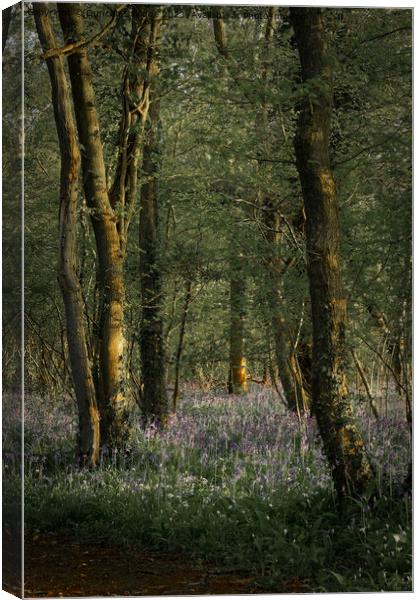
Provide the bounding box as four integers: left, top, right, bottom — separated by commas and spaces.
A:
4, 386, 412, 592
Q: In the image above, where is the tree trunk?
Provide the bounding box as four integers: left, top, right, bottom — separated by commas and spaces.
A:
211, 16, 248, 396
228, 267, 248, 394
257, 10, 308, 412
58, 3, 131, 446
290, 8, 374, 497
262, 200, 308, 412
172, 278, 192, 412
365, 300, 408, 401
34, 4, 99, 465
139, 94, 169, 427
350, 349, 379, 419
110, 6, 162, 252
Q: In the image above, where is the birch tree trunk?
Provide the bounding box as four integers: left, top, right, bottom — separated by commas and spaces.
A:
290, 8, 374, 497
34, 4, 99, 465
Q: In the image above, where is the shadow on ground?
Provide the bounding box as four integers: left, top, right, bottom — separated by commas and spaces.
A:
24, 533, 307, 597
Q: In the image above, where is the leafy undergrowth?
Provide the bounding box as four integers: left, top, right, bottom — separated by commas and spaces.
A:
5, 387, 412, 592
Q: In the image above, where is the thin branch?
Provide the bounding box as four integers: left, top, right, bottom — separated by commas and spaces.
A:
234, 198, 305, 258
40, 5, 126, 60
355, 331, 408, 395
333, 134, 399, 167
350, 348, 379, 419
344, 26, 411, 59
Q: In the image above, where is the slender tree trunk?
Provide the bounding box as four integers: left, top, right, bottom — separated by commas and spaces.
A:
34, 4, 99, 465
257, 9, 308, 412
58, 3, 131, 446
350, 349, 379, 419
172, 278, 192, 412
110, 6, 162, 252
211, 16, 248, 395
139, 94, 169, 427
262, 200, 307, 412
228, 266, 248, 394
290, 8, 374, 497
366, 300, 407, 400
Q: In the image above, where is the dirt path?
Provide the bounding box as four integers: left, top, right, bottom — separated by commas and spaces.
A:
24, 534, 306, 597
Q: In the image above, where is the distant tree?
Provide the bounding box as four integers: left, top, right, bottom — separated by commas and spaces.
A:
138, 7, 169, 426
212, 11, 248, 394
257, 8, 309, 412
228, 260, 248, 394
172, 278, 193, 411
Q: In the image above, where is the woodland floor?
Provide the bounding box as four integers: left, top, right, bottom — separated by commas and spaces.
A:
22, 533, 307, 597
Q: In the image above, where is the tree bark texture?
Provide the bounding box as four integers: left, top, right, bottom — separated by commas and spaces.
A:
139, 92, 169, 427
58, 3, 131, 446
290, 8, 374, 497
34, 3, 99, 465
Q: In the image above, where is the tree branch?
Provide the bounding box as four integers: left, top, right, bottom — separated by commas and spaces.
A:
41, 5, 126, 60
333, 134, 399, 167
345, 26, 411, 59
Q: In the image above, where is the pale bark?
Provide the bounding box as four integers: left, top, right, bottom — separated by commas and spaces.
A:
213, 15, 228, 59
34, 3, 99, 465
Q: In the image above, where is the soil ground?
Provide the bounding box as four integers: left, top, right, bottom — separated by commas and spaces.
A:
19, 533, 307, 597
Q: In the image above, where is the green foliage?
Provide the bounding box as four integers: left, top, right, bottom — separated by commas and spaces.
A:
16, 7, 412, 592
21, 7, 411, 395
21, 389, 411, 592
